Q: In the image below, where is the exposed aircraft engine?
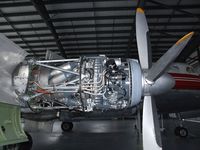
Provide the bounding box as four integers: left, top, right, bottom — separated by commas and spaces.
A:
4, 3, 194, 150
13, 56, 145, 112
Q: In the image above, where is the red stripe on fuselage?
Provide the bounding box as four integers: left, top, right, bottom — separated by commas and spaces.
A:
169, 73, 200, 90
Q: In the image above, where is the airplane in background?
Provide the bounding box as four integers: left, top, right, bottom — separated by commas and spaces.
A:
0, 4, 200, 150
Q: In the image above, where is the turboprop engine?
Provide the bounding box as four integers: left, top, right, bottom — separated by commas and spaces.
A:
13, 56, 174, 112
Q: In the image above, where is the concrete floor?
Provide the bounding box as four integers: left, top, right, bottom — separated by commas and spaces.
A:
26, 120, 200, 150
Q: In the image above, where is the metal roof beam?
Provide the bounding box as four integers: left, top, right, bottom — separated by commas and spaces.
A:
1, 14, 200, 26
20, 43, 171, 49
6, 29, 196, 39
3, 5, 200, 17
0, 1, 31, 8
26, 46, 130, 53
27, 53, 136, 58
148, 0, 200, 19
14, 38, 177, 45
1, 22, 199, 33
20, 41, 176, 48
0, 0, 126, 8
27, 51, 165, 56
31, 0, 66, 57
14, 36, 129, 44
28, 50, 138, 55
27, 49, 164, 56
1, 0, 200, 9
7, 34, 179, 40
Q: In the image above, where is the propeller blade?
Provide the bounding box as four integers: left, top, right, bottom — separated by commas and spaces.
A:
146, 32, 194, 82
136, 7, 152, 69
143, 96, 162, 150
136, 8, 152, 69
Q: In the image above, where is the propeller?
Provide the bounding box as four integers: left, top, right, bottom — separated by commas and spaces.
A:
135, 6, 194, 150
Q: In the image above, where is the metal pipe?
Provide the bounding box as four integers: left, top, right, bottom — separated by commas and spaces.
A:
31, 106, 68, 110
65, 78, 79, 85
36, 63, 79, 75
36, 59, 79, 63
55, 78, 80, 86
29, 93, 43, 99
51, 91, 78, 93
22, 93, 44, 102
43, 86, 79, 90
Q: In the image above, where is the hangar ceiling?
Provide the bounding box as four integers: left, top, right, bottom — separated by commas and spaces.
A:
0, 0, 200, 64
